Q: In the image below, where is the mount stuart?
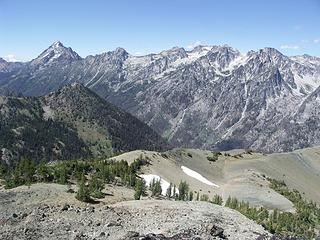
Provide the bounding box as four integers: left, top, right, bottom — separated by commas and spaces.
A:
1, 41, 320, 153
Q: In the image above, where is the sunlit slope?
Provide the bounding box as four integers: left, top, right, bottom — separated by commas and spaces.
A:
111, 146, 320, 211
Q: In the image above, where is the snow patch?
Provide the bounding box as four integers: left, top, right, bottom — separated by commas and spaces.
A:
139, 174, 178, 195
181, 166, 219, 187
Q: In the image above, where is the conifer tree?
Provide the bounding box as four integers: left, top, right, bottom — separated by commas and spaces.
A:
36, 159, 49, 182
150, 178, 162, 197
178, 181, 189, 201
212, 194, 223, 205
189, 191, 193, 201
89, 173, 105, 198
76, 173, 91, 202
166, 182, 172, 198
134, 178, 146, 200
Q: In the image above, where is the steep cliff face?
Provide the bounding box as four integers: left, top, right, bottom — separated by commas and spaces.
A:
1, 42, 319, 152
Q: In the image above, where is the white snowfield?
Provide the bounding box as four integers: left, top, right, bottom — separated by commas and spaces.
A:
181, 166, 220, 188
139, 174, 178, 196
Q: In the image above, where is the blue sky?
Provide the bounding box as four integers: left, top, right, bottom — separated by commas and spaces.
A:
0, 0, 319, 61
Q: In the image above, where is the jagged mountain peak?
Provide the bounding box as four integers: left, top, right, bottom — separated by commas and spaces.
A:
30, 41, 81, 67
51, 40, 64, 48
261, 47, 283, 54
189, 45, 213, 53
248, 47, 286, 59
113, 47, 129, 56
213, 44, 240, 53
96, 47, 129, 62
291, 54, 320, 67
0, 58, 8, 71
0, 57, 7, 63
192, 45, 242, 70
160, 46, 187, 55
157, 47, 188, 63
246, 47, 289, 68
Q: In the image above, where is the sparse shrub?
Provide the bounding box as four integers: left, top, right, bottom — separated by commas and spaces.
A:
207, 151, 220, 162
66, 182, 75, 193
245, 149, 253, 155
160, 153, 168, 159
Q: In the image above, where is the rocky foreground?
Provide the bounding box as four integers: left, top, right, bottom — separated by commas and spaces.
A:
0, 183, 294, 240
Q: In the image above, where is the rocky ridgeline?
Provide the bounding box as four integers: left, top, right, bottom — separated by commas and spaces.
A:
0, 84, 169, 166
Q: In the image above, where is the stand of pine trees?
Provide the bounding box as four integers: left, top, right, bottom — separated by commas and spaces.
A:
224, 179, 320, 239
0, 156, 147, 203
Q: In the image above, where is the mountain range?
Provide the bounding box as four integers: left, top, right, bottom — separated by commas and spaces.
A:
0, 41, 320, 153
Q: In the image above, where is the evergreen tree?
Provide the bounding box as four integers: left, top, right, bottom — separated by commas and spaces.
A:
178, 181, 189, 201
172, 185, 179, 200
0, 161, 8, 178
225, 196, 232, 207
76, 173, 91, 202
36, 159, 50, 182
200, 194, 209, 202
12, 158, 36, 186
57, 163, 68, 184
196, 191, 200, 201
166, 182, 172, 198
89, 173, 105, 198
212, 194, 223, 205
150, 178, 162, 197
134, 178, 146, 200
189, 191, 193, 201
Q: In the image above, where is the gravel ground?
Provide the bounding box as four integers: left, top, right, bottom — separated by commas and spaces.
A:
0, 183, 271, 240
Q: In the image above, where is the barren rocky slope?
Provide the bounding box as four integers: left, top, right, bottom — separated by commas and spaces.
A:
0, 183, 271, 240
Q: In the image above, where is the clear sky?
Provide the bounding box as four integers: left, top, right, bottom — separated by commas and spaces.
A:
0, 0, 319, 61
